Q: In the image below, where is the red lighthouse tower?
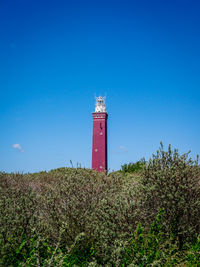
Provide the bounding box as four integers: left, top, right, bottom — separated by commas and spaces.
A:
92, 96, 108, 172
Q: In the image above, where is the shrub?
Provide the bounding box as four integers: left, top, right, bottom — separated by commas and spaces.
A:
0, 173, 40, 265
137, 143, 200, 247
123, 210, 200, 266
1, 144, 200, 265
123, 209, 167, 266
121, 158, 145, 174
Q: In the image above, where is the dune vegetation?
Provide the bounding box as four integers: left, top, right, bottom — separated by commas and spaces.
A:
0, 144, 200, 266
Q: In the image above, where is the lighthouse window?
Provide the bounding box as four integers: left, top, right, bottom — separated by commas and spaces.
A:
100, 132, 103, 135
100, 166, 103, 169
95, 149, 98, 152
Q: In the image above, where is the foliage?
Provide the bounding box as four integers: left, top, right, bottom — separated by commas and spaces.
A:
137, 143, 200, 248
121, 158, 145, 173
123, 209, 168, 266
123, 209, 200, 266
0, 144, 200, 265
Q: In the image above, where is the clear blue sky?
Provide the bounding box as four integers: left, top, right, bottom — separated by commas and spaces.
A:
0, 0, 200, 173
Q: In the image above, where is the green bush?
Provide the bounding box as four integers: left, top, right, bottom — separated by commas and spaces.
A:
0, 173, 40, 265
121, 158, 145, 173
123, 209, 167, 266
137, 143, 200, 248
123, 209, 200, 266
0, 144, 200, 265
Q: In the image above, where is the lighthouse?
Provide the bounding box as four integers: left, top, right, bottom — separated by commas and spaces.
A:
92, 96, 108, 172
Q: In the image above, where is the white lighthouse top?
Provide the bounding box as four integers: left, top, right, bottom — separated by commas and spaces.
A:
95, 96, 106, 112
